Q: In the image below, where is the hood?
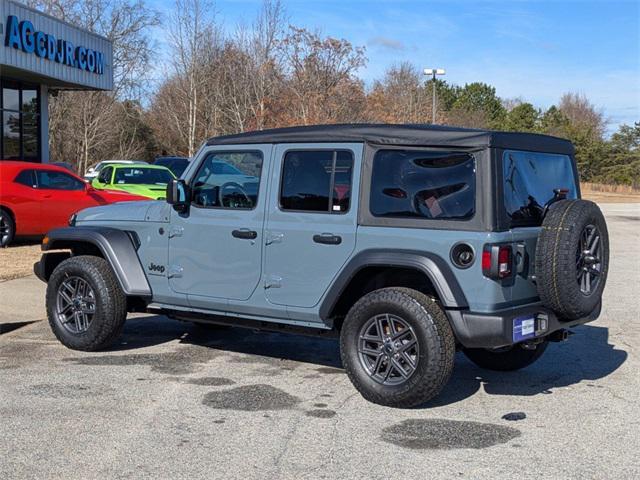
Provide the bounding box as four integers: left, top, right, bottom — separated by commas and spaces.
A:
92, 188, 148, 202
76, 200, 157, 223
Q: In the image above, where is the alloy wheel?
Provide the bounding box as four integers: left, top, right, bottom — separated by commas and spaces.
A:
576, 224, 602, 295
357, 314, 419, 386
0, 213, 11, 247
55, 276, 96, 334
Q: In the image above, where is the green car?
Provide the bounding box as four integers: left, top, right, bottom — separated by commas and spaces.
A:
91, 164, 175, 200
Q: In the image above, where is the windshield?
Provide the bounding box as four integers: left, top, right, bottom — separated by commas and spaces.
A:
114, 167, 173, 185
210, 161, 243, 175
503, 150, 577, 227
156, 158, 189, 176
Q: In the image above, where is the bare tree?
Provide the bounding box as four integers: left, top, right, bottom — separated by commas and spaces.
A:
559, 93, 607, 139
366, 62, 431, 123
166, 0, 218, 156
279, 27, 367, 125
23, 0, 159, 169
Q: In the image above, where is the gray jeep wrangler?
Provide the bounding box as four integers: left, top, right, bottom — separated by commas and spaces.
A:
35, 124, 609, 408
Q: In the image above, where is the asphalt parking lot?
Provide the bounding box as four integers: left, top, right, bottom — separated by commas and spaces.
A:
1, 204, 639, 479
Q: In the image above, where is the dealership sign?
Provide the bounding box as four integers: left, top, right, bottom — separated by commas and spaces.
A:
4, 15, 104, 75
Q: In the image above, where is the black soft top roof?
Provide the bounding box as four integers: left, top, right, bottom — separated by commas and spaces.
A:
206, 123, 574, 155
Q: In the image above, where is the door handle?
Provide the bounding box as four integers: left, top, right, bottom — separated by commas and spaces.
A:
313, 233, 342, 245
232, 229, 258, 240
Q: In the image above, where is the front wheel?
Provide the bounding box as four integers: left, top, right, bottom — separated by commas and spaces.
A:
46, 256, 127, 351
340, 287, 456, 408
463, 342, 548, 371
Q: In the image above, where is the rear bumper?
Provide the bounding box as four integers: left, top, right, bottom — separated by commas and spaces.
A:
447, 301, 602, 349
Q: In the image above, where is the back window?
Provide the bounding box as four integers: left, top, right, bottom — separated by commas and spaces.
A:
370, 150, 476, 220
114, 167, 173, 185
503, 150, 577, 227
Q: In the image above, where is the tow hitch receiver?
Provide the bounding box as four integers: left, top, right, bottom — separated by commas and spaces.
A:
548, 329, 570, 342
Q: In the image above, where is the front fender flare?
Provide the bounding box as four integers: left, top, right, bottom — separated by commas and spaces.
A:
319, 249, 468, 321
39, 226, 151, 297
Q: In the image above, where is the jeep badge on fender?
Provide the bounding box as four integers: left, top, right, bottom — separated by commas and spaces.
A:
148, 263, 165, 274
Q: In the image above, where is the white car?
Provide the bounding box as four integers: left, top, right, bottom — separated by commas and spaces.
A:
84, 160, 147, 181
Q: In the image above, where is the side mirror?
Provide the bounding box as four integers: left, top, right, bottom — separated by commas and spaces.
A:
166, 179, 190, 212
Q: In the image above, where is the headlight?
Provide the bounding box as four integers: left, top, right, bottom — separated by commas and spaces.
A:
69, 213, 77, 226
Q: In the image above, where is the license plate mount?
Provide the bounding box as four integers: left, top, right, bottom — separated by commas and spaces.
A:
513, 315, 536, 343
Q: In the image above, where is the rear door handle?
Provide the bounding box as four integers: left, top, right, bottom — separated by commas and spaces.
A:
313, 233, 342, 245
232, 229, 258, 240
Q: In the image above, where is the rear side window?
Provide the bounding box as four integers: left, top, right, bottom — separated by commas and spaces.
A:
503, 150, 577, 227
14, 169, 35, 187
280, 150, 353, 213
36, 170, 85, 191
370, 150, 476, 220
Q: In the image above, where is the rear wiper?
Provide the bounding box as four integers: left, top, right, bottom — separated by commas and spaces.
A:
542, 188, 569, 219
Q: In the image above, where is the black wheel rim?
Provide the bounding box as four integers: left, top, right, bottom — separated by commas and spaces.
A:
0, 213, 11, 246
55, 276, 96, 334
576, 224, 602, 295
357, 314, 419, 386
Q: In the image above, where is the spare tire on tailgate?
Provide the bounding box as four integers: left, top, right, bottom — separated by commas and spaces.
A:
535, 199, 609, 320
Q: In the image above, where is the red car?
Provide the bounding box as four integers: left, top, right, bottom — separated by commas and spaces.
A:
0, 161, 147, 247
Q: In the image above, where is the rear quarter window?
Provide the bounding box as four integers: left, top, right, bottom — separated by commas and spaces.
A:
503, 150, 577, 227
370, 150, 476, 220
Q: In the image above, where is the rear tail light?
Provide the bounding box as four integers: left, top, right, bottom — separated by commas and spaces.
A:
482, 244, 513, 279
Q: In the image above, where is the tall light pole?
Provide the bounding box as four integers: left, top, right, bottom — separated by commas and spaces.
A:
424, 68, 446, 124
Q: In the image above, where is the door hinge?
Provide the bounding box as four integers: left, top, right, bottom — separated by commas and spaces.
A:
265, 231, 284, 246
168, 226, 184, 238
167, 265, 184, 279
264, 275, 282, 289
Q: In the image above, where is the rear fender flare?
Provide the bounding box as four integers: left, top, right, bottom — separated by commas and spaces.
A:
319, 249, 468, 321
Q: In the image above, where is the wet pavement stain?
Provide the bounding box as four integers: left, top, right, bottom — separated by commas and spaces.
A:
202, 384, 301, 411
381, 419, 520, 450
306, 409, 337, 419
502, 412, 527, 421
63, 346, 221, 375
316, 367, 344, 375
183, 377, 235, 386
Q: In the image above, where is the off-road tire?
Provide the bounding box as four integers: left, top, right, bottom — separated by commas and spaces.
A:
535, 199, 609, 320
46, 256, 127, 351
340, 287, 456, 408
0, 208, 15, 248
463, 342, 548, 371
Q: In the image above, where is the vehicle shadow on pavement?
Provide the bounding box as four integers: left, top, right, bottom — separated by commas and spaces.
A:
111, 317, 626, 405
425, 324, 627, 408
111, 316, 342, 368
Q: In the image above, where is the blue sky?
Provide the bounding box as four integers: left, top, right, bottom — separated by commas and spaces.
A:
152, 0, 640, 132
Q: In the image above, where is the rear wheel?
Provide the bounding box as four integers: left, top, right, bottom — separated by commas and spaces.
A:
340, 287, 455, 408
463, 342, 548, 371
46, 256, 127, 351
0, 208, 15, 247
